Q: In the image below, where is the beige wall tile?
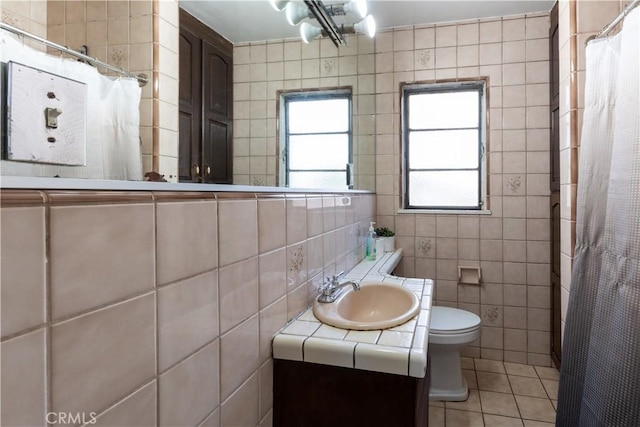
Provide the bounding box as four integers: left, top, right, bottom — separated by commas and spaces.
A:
158, 271, 219, 372
218, 199, 258, 267
0, 328, 46, 427
51, 293, 155, 415
259, 297, 288, 363
159, 340, 220, 427
156, 200, 218, 286
50, 203, 155, 319
221, 373, 259, 427
93, 381, 156, 427
258, 248, 287, 309
0, 207, 46, 337
219, 257, 259, 334
220, 315, 259, 401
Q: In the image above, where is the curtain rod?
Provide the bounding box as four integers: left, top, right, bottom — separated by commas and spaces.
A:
595, 0, 639, 39
0, 22, 148, 87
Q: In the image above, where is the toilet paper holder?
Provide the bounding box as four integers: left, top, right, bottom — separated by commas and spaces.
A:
458, 266, 482, 285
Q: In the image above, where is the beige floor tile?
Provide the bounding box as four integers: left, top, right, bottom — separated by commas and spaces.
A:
540, 379, 558, 400
534, 366, 560, 380
479, 391, 520, 418
430, 406, 445, 427
523, 420, 555, 427
477, 371, 512, 393
504, 362, 538, 378
474, 358, 506, 373
431, 400, 446, 408
461, 357, 475, 370
483, 414, 524, 426
464, 368, 478, 389
551, 400, 557, 410
508, 376, 547, 398
515, 395, 556, 423
446, 409, 485, 427
446, 388, 482, 413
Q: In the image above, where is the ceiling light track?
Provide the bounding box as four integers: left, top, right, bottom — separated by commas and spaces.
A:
304, 0, 345, 47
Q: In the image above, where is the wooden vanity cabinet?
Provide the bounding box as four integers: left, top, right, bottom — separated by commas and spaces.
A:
273, 359, 430, 427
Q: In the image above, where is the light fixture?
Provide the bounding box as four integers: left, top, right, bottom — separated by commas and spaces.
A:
300, 22, 323, 43
269, 0, 289, 11
285, 2, 312, 26
274, 0, 376, 47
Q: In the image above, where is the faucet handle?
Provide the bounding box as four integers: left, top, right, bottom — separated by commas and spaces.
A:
335, 271, 346, 281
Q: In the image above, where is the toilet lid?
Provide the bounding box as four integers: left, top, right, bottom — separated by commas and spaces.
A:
430, 306, 481, 334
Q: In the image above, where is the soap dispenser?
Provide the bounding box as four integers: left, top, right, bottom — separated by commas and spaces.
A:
366, 221, 377, 261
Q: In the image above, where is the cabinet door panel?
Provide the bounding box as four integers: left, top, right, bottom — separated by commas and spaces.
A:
203, 119, 231, 184
178, 28, 202, 182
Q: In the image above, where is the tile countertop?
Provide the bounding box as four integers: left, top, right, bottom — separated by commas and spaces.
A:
272, 249, 434, 378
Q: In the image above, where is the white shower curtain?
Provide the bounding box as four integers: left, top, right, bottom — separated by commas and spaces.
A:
0, 30, 142, 180
556, 7, 640, 427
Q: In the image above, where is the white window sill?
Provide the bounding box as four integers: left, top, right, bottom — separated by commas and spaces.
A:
397, 209, 492, 215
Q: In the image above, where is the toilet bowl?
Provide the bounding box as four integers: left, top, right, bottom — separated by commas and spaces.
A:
428, 306, 481, 401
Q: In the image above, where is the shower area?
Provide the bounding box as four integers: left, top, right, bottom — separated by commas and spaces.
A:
557, 1, 640, 425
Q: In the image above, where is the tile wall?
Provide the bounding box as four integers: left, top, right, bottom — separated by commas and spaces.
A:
233, 12, 554, 365
0, 189, 375, 427
372, 13, 553, 366
0, 1, 47, 44
557, 0, 625, 343
232, 34, 377, 190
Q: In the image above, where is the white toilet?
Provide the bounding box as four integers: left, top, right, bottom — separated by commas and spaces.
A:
428, 306, 481, 401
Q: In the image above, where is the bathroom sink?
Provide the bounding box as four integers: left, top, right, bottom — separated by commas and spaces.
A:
313, 282, 420, 330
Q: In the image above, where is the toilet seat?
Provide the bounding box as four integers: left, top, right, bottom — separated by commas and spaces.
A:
429, 306, 481, 335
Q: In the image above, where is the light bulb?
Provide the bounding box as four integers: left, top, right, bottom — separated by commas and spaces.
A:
343, 0, 367, 19
300, 22, 322, 43
285, 2, 310, 26
269, 0, 289, 11
354, 15, 376, 38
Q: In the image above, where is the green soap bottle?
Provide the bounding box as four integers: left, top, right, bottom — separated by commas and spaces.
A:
366, 221, 377, 261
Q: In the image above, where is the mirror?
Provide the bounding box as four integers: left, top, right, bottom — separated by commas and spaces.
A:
179, 1, 376, 191
0, 0, 374, 190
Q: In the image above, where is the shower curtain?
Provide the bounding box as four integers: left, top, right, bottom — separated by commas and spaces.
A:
556, 7, 640, 427
0, 30, 142, 180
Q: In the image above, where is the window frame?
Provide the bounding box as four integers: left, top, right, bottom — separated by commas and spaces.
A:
279, 89, 353, 189
401, 80, 487, 211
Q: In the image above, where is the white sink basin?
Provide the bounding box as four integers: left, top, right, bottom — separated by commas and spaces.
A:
313, 282, 420, 330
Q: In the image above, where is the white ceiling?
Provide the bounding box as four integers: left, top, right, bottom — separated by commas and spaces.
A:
179, 0, 555, 44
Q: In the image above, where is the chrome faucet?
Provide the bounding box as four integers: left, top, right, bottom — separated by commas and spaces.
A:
317, 271, 360, 303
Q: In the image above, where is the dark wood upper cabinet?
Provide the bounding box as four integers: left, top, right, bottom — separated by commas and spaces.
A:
549, 2, 560, 192
179, 9, 233, 184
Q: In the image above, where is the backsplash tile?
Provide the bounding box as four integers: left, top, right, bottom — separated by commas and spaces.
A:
0, 328, 46, 427
218, 198, 259, 267
220, 315, 259, 401
156, 200, 218, 286
158, 271, 219, 372
49, 203, 155, 320
51, 293, 155, 416
0, 206, 46, 337
159, 340, 219, 427
93, 381, 156, 427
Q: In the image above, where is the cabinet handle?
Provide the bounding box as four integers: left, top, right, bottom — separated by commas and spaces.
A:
193, 164, 200, 175
206, 165, 211, 175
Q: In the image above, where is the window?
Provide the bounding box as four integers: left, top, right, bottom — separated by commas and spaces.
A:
280, 90, 352, 189
402, 81, 486, 210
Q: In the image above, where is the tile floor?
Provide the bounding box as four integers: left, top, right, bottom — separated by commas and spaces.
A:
429, 358, 560, 427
